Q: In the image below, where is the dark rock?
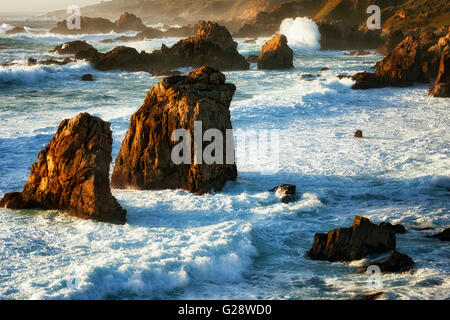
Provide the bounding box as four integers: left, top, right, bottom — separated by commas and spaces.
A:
270, 184, 297, 204
151, 69, 182, 77
247, 55, 259, 63
114, 12, 147, 32
111, 66, 237, 194
25, 58, 37, 67
257, 34, 294, 70
308, 216, 396, 262
374, 250, 414, 272
427, 228, 450, 241
364, 292, 387, 300
50, 41, 96, 55
81, 74, 94, 81
321, 67, 329, 71
354, 130, 363, 138
379, 222, 407, 234
345, 50, 371, 56
5, 27, 26, 35
0, 113, 126, 224
50, 16, 117, 35
377, 30, 405, 55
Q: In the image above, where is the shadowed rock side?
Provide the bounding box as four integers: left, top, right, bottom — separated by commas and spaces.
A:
308, 216, 396, 262
0, 113, 126, 224
50, 40, 95, 55
352, 31, 450, 89
374, 250, 415, 272
428, 50, 450, 97
257, 34, 293, 70
427, 228, 450, 241
111, 66, 238, 194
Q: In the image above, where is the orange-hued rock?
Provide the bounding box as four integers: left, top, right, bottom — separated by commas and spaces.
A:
428, 50, 450, 97
111, 66, 237, 194
257, 34, 293, 70
0, 113, 126, 224
308, 216, 396, 262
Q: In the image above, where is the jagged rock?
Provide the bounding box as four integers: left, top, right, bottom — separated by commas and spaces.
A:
111, 66, 237, 194
377, 30, 405, 55
50, 41, 96, 55
50, 16, 117, 35
428, 51, 450, 97
308, 216, 396, 262
257, 34, 293, 70
427, 228, 450, 241
0, 113, 126, 224
354, 130, 363, 138
114, 12, 147, 32
352, 32, 449, 89
6, 27, 26, 35
270, 184, 297, 204
379, 222, 407, 234
151, 69, 182, 77
90, 46, 153, 72
25, 58, 37, 67
81, 74, 94, 81
247, 55, 259, 63
374, 250, 414, 272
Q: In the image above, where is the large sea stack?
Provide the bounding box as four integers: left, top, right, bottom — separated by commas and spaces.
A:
257, 34, 294, 70
308, 216, 396, 262
0, 113, 126, 224
111, 66, 238, 194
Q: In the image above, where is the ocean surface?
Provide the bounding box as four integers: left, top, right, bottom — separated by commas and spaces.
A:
0, 18, 449, 300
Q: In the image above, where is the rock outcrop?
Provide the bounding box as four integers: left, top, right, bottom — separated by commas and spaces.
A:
257, 34, 293, 70
6, 27, 26, 35
352, 31, 449, 90
111, 66, 238, 194
308, 216, 396, 262
270, 184, 297, 204
427, 228, 450, 241
354, 130, 363, 138
114, 12, 147, 32
428, 51, 450, 97
374, 250, 414, 272
50, 40, 96, 55
0, 113, 126, 224
379, 222, 407, 234
81, 74, 94, 81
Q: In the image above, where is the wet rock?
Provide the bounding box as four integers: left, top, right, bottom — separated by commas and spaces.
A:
374, 250, 414, 272
354, 130, 363, 138
345, 50, 371, 56
81, 74, 94, 81
39, 58, 73, 66
257, 34, 293, 70
0, 113, 126, 224
321, 67, 329, 71
5, 27, 26, 35
111, 66, 237, 194
244, 39, 257, 44
379, 222, 407, 234
364, 292, 388, 300
151, 69, 182, 77
25, 58, 37, 67
428, 50, 450, 97
91, 46, 153, 72
50, 41, 96, 55
308, 216, 396, 262
427, 228, 450, 241
270, 184, 297, 204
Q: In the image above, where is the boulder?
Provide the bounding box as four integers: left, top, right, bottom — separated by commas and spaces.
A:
90, 46, 154, 72
379, 222, 407, 234
257, 34, 294, 70
374, 250, 414, 272
0, 113, 126, 224
50, 41, 96, 55
427, 228, 450, 241
25, 58, 37, 67
81, 74, 94, 81
354, 130, 363, 138
308, 216, 396, 262
111, 66, 238, 194
114, 12, 147, 32
270, 184, 297, 204
50, 16, 116, 35
6, 27, 26, 35
428, 51, 450, 97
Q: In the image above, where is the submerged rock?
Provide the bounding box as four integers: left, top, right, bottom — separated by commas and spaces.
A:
345, 50, 371, 56
428, 50, 450, 97
0, 113, 126, 224
308, 216, 396, 262
427, 228, 450, 241
354, 130, 363, 138
374, 250, 414, 272
81, 74, 94, 81
257, 34, 293, 70
270, 184, 297, 204
111, 66, 238, 194
379, 222, 407, 234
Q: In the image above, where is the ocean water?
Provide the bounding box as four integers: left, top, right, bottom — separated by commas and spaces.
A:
0, 20, 449, 300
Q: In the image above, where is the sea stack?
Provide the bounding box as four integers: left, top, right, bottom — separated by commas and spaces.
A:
0, 113, 126, 224
111, 66, 238, 194
257, 34, 294, 70
308, 216, 396, 262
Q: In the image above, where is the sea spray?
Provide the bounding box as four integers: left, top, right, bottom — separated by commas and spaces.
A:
279, 17, 321, 51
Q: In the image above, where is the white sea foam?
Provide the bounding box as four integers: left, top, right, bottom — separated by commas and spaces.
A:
279, 17, 321, 51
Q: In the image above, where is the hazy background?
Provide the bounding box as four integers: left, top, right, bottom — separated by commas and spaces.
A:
0, 0, 101, 13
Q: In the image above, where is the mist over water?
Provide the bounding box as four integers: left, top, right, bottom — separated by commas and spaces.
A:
279, 17, 321, 51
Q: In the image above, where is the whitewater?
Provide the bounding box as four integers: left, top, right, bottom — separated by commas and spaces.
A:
0, 18, 449, 300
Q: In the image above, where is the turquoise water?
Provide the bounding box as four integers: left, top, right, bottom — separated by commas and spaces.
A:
0, 22, 449, 300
